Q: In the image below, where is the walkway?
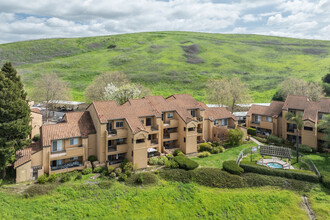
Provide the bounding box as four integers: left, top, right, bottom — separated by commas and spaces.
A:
250, 136, 265, 146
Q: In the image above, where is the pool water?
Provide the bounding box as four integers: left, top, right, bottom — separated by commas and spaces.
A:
266, 162, 283, 169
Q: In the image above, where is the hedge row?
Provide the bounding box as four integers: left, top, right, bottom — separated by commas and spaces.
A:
321, 172, 330, 189
223, 160, 244, 175
247, 127, 256, 136
174, 156, 199, 170
239, 163, 319, 183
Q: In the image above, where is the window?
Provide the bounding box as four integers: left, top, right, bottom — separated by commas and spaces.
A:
116, 121, 124, 128
304, 126, 313, 131
167, 112, 173, 119
287, 123, 297, 133
108, 153, 126, 165
188, 127, 195, 132
254, 115, 261, 123
107, 122, 113, 132
136, 139, 145, 144
191, 110, 196, 117
70, 138, 78, 146
52, 140, 62, 152
51, 159, 62, 167
318, 113, 325, 120
146, 117, 152, 126
214, 120, 219, 125
221, 119, 228, 126
184, 127, 186, 131
289, 110, 296, 115
117, 138, 125, 145
266, 117, 272, 122
70, 157, 78, 161
148, 135, 152, 140
108, 140, 116, 152
184, 137, 186, 143
140, 119, 145, 125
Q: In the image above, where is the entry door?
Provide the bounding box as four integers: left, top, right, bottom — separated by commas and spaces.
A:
32, 167, 39, 180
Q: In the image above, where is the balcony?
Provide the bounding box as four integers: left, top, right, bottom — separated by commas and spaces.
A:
163, 119, 179, 128
146, 126, 159, 133
51, 161, 84, 173
197, 128, 203, 133
108, 144, 128, 153
107, 128, 128, 139
150, 139, 158, 146
163, 132, 178, 141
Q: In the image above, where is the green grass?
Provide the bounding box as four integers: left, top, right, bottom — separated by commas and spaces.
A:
0, 181, 309, 219
191, 143, 257, 168
307, 187, 330, 219
1, 31, 330, 102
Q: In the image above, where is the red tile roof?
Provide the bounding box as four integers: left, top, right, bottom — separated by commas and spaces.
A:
14, 141, 42, 168
91, 94, 235, 134
247, 101, 284, 117
41, 111, 96, 146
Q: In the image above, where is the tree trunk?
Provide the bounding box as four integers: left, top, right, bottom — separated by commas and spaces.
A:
1, 169, 6, 180
296, 130, 299, 163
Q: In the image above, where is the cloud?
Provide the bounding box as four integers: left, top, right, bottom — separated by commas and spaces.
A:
0, 0, 329, 43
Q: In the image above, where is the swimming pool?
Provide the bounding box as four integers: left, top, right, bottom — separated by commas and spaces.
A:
266, 162, 283, 169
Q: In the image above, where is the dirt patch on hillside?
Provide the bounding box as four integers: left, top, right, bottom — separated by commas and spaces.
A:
181, 44, 204, 64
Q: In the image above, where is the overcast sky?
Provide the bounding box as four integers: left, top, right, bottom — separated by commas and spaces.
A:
0, 0, 329, 43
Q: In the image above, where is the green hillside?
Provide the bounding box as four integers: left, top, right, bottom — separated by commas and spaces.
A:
1, 31, 330, 102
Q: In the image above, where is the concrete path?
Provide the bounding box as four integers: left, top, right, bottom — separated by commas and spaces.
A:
250, 137, 265, 146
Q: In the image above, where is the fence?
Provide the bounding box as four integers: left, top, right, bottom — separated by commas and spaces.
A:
236, 146, 255, 164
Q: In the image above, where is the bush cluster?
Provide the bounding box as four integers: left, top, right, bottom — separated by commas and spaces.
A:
47, 174, 57, 182
199, 143, 212, 152
247, 127, 256, 136
239, 163, 319, 183
174, 156, 199, 170
198, 151, 211, 158
223, 160, 244, 175
298, 144, 313, 153
173, 149, 184, 156
126, 172, 158, 185
253, 136, 267, 143
32, 134, 40, 142
118, 174, 127, 181
165, 159, 179, 169
267, 135, 284, 144
82, 168, 92, 175
93, 167, 104, 173
37, 175, 48, 184
198, 142, 224, 154
88, 155, 97, 163
227, 128, 244, 147
60, 173, 71, 183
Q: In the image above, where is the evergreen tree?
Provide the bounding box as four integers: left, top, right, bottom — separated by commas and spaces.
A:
0, 62, 31, 179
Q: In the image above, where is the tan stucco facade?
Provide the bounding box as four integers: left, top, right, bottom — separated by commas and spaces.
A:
30, 111, 42, 139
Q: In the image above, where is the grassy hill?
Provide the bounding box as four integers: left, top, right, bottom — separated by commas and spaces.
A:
1, 31, 330, 102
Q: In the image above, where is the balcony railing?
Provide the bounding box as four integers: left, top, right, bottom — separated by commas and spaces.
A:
197, 128, 203, 133
163, 134, 170, 139
151, 140, 158, 146
107, 129, 117, 135
51, 161, 83, 171
108, 146, 117, 152
252, 121, 260, 124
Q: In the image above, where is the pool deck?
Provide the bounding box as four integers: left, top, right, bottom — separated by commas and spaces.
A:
257, 157, 294, 169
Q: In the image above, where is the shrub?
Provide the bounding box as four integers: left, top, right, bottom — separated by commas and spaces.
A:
223, 160, 244, 175
154, 170, 159, 175
227, 128, 244, 147
88, 155, 97, 163
243, 173, 315, 192
125, 170, 132, 177
123, 162, 133, 172
298, 144, 313, 153
126, 172, 158, 185
118, 174, 127, 182
174, 156, 199, 170
32, 134, 40, 142
60, 173, 71, 183
107, 165, 115, 174
82, 168, 92, 175
267, 135, 284, 144
159, 169, 193, 183
24, 184, 57, 197
239, 163, 319, 183
109, 172, 116, 179
199, 143, 212, 152
165, 160, 179, 169
98, 181, 113, 189
37, 175, 48, 184
177, 152, 185, 157
212, 141, 220, 147
219, 146, 225, 152
148, 157, 159, 165
247, 127, 257, 136
211, 146, 224, 154
114, 167, 122, 176
47, 174, 57, 183
75, 173, 82, 180
322, 173, 330, 189
166, 154, 174, 160
173, 149, 183, 156
198, 151, 211, 158
93, 167, 103, 173
254, 136, 267, 143
157, 156, 168, 165
101, 170, 109, 176
119, 158, 129, 170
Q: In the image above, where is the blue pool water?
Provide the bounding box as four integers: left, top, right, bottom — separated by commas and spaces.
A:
266, 162, 283, 169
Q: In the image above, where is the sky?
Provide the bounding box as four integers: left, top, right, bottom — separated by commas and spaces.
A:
0, 0, 329, 43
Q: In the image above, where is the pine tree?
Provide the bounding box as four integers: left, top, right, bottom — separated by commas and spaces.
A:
0, 62, 31, 179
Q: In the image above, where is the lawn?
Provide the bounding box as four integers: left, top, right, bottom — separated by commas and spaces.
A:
191, 143, 257, 168
1, 31, 329, 102
0, 180, 309, 219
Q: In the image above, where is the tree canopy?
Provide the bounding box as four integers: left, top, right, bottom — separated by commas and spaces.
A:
0, 62, 31, 178
207, 78, 250, 112
273, 78, 324, 101
318, 114, 330, 149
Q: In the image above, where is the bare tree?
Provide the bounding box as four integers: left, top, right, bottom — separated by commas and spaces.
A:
85, 71, 129, 102
31, 73, 70, 120
207, 78, 251, 112
278, 78, 324, 101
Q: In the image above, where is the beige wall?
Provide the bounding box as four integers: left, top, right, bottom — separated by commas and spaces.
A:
16, 161, 32, 183
30, 112, 42, 138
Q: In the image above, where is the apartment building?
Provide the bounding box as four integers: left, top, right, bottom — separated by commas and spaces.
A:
246, 95, 330, 150
14, 94, 237, 182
